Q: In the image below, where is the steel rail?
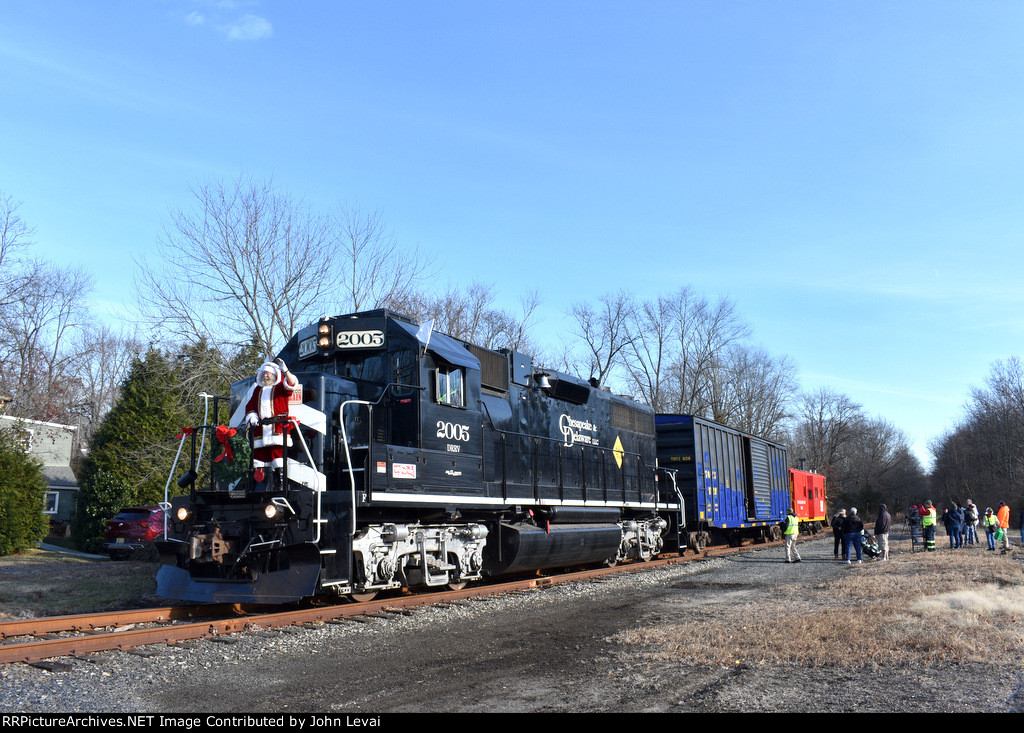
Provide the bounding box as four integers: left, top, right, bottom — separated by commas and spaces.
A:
0, 604, 245, 639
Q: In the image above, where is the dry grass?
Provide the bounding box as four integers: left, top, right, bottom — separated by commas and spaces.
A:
614, 550, 1024, 668
0, 548, 158, 620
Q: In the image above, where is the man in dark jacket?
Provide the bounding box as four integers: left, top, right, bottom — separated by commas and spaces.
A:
874, 504, 891, 561
831, 509, 846, 560
842, 508, 865, 564
942, 504, 962, 549
964, 501, 979, 545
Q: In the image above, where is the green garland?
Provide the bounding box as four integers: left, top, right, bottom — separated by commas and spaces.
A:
212, 433, 252, 487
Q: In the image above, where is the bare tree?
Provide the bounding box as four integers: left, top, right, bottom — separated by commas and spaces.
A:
135, 176, 441, 363
663, 289, 751, 416
622, 294, 676, 411
408, 281, 542, 353
566, 289, 636, 385
499, 289, 543, 354
0, 260, 94, 422
789, 387, 867, 486
135, 173, 340, 359
331, 205, 436, 314
715, 344, 798, 439
616, 287, 755, 418
72, 324, 144, 445
931, 356, 1024, 509
0, 193, 34, 310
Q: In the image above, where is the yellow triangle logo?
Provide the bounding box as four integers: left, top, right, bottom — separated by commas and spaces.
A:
613, 435, 624, 469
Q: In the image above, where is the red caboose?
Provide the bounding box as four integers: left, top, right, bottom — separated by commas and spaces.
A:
789, 468, 827, 533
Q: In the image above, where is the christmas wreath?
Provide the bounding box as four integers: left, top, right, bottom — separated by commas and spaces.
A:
211, 425, 252, 486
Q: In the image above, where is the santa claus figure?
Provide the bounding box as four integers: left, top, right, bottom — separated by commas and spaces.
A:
244, 358, 298, 483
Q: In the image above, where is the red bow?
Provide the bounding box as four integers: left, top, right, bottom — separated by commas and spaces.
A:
175, 427, 195, 440
214, 425, 238, 463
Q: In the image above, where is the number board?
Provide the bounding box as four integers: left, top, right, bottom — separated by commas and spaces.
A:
298, 337, 318, 359
336, 330, 385, 349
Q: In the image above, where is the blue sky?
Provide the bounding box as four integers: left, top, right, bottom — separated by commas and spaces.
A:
4, 1, 1024, 468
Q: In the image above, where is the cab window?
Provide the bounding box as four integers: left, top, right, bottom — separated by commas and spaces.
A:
436, 367, 464, 407
391, 347, 418, 397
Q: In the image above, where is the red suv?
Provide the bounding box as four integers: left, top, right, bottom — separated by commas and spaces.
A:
103, 506, 165, 560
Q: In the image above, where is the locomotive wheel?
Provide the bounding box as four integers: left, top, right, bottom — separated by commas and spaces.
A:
769, 525, 783, 542
446, 581, 468, 591
349, 591, 379, 603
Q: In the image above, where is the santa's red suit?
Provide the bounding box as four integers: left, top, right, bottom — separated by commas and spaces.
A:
244, 360, 298, 470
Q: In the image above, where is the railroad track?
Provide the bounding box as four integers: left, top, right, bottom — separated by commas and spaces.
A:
1, 535, 804, 667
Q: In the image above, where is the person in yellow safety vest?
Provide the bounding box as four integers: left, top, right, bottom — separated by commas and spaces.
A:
984, 507, 1000, 551
783, 509, 801, 563
921, 500, 937, 552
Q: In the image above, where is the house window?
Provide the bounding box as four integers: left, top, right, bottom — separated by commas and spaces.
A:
436, 367, 464, 407
43, 491, 58, 515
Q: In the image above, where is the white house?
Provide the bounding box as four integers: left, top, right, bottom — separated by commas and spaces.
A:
0, 415, 80, 534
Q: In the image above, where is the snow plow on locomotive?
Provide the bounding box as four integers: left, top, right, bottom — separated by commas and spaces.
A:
155, 310, 685, 604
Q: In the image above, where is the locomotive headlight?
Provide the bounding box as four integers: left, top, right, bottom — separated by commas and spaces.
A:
176, 506, 193, 522
264, 504, 282, 520
317, 322, 333, 348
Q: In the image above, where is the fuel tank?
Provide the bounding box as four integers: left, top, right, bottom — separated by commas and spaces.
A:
483, 522, 622, 576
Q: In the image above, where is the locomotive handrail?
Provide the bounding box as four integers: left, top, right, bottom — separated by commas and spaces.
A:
254, 413, 325, 542
286, 415, 324, 542
162, 394, 211, 541
481, 398, 661, 507
340, 398, 373, 541
479, 400, 650, 458
337, 381, 426, 540
162, 433, 189, 542
659, 466, 686, 536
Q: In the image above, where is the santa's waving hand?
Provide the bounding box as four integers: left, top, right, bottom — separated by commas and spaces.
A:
244, 358, 298, 470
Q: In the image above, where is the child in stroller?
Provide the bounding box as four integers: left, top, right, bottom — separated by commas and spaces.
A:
861, 531, 881, 560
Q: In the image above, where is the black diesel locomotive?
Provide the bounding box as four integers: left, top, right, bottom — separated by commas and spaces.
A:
156, 310, 683, 603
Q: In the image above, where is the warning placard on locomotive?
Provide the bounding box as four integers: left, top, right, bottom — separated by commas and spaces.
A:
392, 462, 417, 479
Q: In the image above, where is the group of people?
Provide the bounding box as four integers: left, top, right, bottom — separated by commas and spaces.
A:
791, 499, 1019, 565
829, 504, 891, 564
910, 500, 1016, 554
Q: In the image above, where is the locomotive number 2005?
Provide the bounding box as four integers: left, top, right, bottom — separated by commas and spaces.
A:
336, 330, 385, 349
437, 421, 470, 442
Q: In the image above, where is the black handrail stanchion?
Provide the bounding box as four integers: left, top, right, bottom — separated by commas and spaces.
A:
247, 425, 255, 494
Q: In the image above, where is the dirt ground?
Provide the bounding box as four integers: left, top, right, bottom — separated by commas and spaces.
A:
135, 532, 1024, 714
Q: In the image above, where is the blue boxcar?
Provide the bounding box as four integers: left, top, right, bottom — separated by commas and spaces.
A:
655, 414, 790, 550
